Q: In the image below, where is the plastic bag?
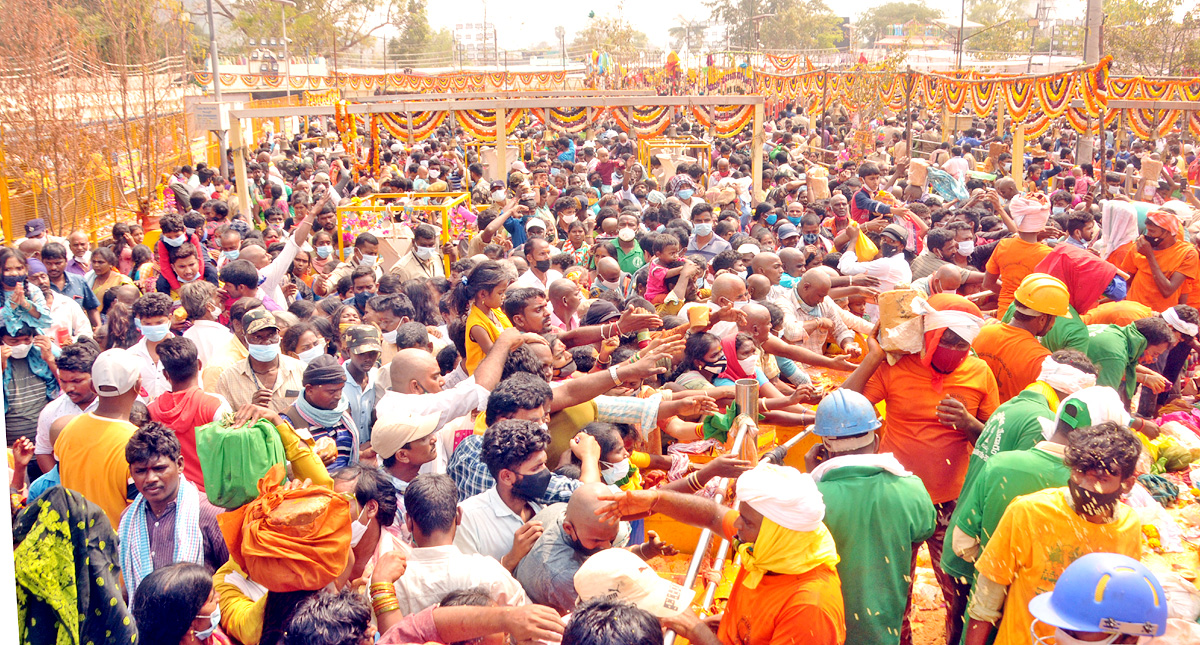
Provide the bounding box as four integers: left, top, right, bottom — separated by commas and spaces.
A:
1146, 618, 1200, 644
1159, 573, 1200, 621
851, 221, 879, 261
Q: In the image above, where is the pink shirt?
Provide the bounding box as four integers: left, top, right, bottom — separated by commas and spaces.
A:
644, 259, 670, 300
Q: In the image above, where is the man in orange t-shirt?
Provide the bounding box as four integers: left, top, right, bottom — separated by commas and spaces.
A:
1081, 299, 1154, 326
843, 293, 999, 645
1121, 209, 1200, 312
594, 465, 847, 645
973, 273, 1069, 402
984, 194, 1054, 314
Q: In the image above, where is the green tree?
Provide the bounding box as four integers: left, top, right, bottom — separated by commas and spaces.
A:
1104, 0, 1200, 75
226, 0, 391, 59
855, 2, 943, 47
668, 17, 707, 51
963, 0, 1030, 58
570, 15, 653, 59
706, 0, 843, 51
389, 0, 431, 59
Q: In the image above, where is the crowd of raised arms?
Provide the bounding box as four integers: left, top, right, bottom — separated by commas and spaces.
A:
9, 104, 1200, 645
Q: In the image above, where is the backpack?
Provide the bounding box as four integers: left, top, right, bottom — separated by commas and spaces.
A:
196, 417, 286, 509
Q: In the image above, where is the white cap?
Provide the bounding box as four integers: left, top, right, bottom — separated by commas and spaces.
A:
526, 218, 547, 231
371, 412, 439, 459
737, 244, 760, 255
574, 549, 695, 617
92, 348, 141, 397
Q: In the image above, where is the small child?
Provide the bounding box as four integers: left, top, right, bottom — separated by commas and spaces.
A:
644, 234, 687, 304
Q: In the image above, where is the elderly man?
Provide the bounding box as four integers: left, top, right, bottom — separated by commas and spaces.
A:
547, 279, 582, 332
788, 269, 872, 355
65, 231, 92, 276
597, 464, 846, 644
912, 264, 963, 298
280, 355, 360, 470
843, 293, 999, 644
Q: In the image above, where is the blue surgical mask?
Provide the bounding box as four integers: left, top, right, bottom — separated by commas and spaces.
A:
677, 189, 694, 200
247, 341, 281, 362
694, 223, 713, 237
316, 245, 333, 259
193, 605, 221, 641
787, 215, 803, 226
765, 213, 777, 225
136, 319, 171, 343
223, 249, 240, 261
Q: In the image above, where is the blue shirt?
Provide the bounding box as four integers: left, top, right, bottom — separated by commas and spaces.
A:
342, 365, 376, 443
51, 272, 99, 312
714, 367, 769, 388
556, 140, 576, 164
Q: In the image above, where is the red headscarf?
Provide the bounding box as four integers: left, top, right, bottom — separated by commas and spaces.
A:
718, 334, 753, 382
921, 293, 985, 369
1033, 244, 1118, 315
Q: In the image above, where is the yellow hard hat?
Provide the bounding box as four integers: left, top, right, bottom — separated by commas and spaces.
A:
1014, 273, 1071, 318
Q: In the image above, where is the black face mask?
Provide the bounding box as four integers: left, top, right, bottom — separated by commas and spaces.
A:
564, 525, 605, 557
879, 244, 901, 258
512, 468, 552, 501
344, 292, 370, 313
1, 275, 23, 288
1145, 235, 1164, 248
553, 359, 577, 379
802, 233, 819, 245
534, 259, 552, 273
1068, 479, 1123, 518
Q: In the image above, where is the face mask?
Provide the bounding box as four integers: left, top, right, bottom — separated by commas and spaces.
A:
738, 355, 757, 375
534, 259, 552, 273
617, 228, 637, 242
297, 342, 326, 364
137, 320, 172, 343
702, 358, 727, 375
209, 305, 223, 320
554, 359, 577, 380
186, 227, 196, 237
957, 240, 976, 256
1145, 235, 1163, 248
8, 342, 32, 359
316, 245, 333, 259
414, 245, 434, 261
601, 458, 631, 485
677, 189, 694, 200
492, 190, 506, 202
564, 525, 605, 557
1052, 206, 1065, 215
765, 213, 777, 226
1, 275, 22, 288
930, 345, 969, 374
788, 215, 804, 226
598, 277, 621, 291
879, 244, 901, 258
1068, 479, 1124, 517
512, 468, 552, 501
349, 506, 369, 547
163, 234, 186, 247
192, 606, 221, 642
561, 214, 577, 225
428, 169, 440, 179
802, 233, 819, 245
382, 329, 398, 344
223, 249, 240, 261
247, 341, 281, 362
359, 254, 377, 267
694, 223, 713, 237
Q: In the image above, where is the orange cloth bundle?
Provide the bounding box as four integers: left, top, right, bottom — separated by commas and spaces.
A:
218, 464, 352, 593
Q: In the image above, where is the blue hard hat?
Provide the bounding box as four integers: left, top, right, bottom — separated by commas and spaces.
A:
1028, 552, 1167, 638
813, 389, 881, 438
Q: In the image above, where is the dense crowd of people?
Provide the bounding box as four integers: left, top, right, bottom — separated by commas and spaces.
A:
8, 105, 1200, 645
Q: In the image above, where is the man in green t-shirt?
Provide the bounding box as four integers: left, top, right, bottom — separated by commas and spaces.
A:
807, 389, 937, 645
1084, 318, 1172, 403
944, 385, 1129, 644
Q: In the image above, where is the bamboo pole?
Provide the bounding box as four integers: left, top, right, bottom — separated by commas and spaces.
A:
230, 117, 252, 220
1012, 123, 1026, 192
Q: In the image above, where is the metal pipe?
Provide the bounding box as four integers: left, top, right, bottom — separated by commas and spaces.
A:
696, 428, 813, 610
663, 407, 759, 645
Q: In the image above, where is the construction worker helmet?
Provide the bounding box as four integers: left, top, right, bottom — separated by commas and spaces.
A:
814, 389, 880, 438
1014, 273, 1072, 318
1028, 552, 1167, 641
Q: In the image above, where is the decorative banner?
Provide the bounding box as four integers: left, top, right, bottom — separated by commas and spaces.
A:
191, 70, 566, 92
690, 105, 756, 138
1126, 108, 1183, 140
376, 111, 449, 141
304, 88, 339, 106
454, 108, 525, 141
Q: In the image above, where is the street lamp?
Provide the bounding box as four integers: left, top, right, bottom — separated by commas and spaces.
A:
267, 0, 296, 99
1025, 16, 1040, 72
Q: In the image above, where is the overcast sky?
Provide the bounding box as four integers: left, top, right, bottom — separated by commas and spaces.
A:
424, 0, 1090, 51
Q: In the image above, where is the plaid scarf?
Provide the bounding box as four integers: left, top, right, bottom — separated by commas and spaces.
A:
118, 475, 204, 602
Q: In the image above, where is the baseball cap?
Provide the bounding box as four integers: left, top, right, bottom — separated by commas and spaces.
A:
574, 549, 695, 618
24, 219, 46, 237
582, 300, 621, 326
737, 243, 760, 255
343, 324, 383, 354
776, 223, 799, 240
242, 309, 279, 336
371, 412, 440, 459
313, 172, 331, 183
92, 348, 140, 396
526, 218, 547, 231
881, 223, 909, 243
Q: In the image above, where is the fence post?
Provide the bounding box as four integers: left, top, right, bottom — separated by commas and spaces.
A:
0, 145, 10, 244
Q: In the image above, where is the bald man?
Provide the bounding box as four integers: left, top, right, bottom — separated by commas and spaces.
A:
995, 177, 1018, 202
779, 247, 806, 279
781, 270, 866, 356
914, 264, 964, 298
244, 211, 314, 308
741, 299, 860, 376
547, 278, 583, 331
747, 274, 772, 301
514, 482, 637, 613
377, 328, 532, 433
